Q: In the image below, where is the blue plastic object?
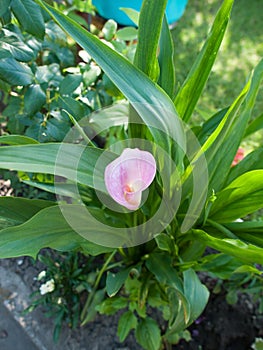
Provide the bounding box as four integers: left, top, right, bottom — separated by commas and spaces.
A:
92, 0, 188, 26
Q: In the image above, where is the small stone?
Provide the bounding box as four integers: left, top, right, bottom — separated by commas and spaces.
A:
0, 329, 8, 339
17, 259, 24, 266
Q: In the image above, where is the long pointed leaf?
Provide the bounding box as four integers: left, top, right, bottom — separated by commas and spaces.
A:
130, 0, 167, 142
0, 205, 113, 258
174, 0, 234, 122
0, 143, 115, 192
158, 16, 175, 98
0, 134, 39, 145
208, 59, 263, 192
134, 0, 167, 80
36, 0, 185, 152
185, 229, 263, 264
180, 79, 249, 232
181, 75, 251, 220
226, 147, 263, 184
225, 221, 263, 248
244, 113, 263, 137
209, 170, 263, 223
0, 197, 55, 229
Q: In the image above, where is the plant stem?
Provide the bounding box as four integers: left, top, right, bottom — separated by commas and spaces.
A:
81, 249, 117, 324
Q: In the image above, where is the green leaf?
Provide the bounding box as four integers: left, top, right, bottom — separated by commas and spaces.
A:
180, 240, 206, 262
198, 254, 242, 279
0, 48, 12, 59
253, 339, 263, 350
35, 63, 62, 86
0, 57, 34, 85
58, 96, 86, 121
106, 267, 133, 297
82, 65, 101, 86
183, 269, 209, 324
88, 102, 128, 132
233, 264, 263, 275
102, 20, 117, 41
0, 197, 55, 229
135, 317, 161, 350
24, 84, 46, 115
96, 296, 128, 316
0, 205, 113, 258
155, 233, 175, 254
180, 78, 253, 233
187, 229, 263, 264
120, 8, 139, 26
22, 180, 77, 198
134, 0, 167, 80
244, 113, 263, 138
146, 252, 182, 291
0, 33, 35, 62
6, 114, 26, 134
80, 289, 105, 324
25, 118, 68, 142
0, 134, 39, 145
210, 170, 263, 223
0, 0, 11, 17
36, 0, 185, 153
226, 148, 263, 184
165, 287, 188, 333
59, 74, 82, 95
196, 107, 228, 145
201, 81, 249, 176
116, 27, 138, 41
2, 96, 21, 117
226, 221, 263, 234
181, 78, 255, 232
165, 330, 191, 345
174, 0, 234, 122
117, 311, 137, 342
0, 143, 115, 191
11, 0, 45, 39
225, 221, 263, 248
158, 16, 175, 98
207, 59, 263, 192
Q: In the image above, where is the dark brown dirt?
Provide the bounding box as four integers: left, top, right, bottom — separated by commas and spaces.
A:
175, 292, 263, 350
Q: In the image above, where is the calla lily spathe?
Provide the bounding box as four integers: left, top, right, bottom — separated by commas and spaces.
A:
104, 148, 156, 210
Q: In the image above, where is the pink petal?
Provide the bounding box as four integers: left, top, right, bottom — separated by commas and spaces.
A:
231, 147, 245, 167
104, 148, 156, 210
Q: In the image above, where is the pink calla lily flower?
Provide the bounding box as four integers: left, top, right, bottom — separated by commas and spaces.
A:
104, 148, 157, 210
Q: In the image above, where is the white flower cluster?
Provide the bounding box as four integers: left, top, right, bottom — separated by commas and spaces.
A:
39, 278, 55, 295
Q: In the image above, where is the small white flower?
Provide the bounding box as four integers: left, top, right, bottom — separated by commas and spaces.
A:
39, 279, 55, 295
37, 270, 46, 281
235, 218, 244, 222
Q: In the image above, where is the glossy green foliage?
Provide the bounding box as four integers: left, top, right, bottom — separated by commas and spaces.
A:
0, 204, 113, 258
0, 0, 262, 348
0, 142, 115, 191
174, 0, 234, 122
35, 0, 185, 153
